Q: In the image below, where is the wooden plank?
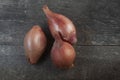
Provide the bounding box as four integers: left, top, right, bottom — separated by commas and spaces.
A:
0, 45, 119, 80
0, 20, 53, 46
77, 18, 120, 45
0, 0, 119, 45
0, 0, 119, 20
0, 20, 119, 46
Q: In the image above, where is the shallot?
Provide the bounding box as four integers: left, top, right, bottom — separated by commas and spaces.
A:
24, 25, 47, 64
51, 34, 76, 68
42, 5, 77, 44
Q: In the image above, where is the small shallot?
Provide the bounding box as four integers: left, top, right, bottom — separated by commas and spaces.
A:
42, 5, 77, 44
24, 25, 47, 64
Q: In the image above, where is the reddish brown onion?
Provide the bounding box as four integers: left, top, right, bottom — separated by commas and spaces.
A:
42, 5, 77, 44
51, 35, 76, 68
24, 25, 47, 64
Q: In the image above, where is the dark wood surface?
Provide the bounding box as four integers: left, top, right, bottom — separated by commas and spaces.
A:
0, 0, 120, 80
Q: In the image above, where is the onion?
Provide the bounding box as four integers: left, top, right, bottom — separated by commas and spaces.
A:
42, 5, 77, 44
24, 25, 47, 64
51, 35, 76, 68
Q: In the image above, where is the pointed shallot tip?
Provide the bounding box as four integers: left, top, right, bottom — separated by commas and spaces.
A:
42, 5, 50, 13
32, 25, 40, 29
43, 5, 48, 10
27, 57, 33, 64
42, 5, 52, 18
26, 56, 33, 64
29, 59, 36, 64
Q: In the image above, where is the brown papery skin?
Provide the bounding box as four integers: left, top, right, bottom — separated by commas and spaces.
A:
51, 37, 76, 69
24, 25, 47, 64
42, 5, 77, 44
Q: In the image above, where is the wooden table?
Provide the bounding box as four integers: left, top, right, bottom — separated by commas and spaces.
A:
0, 0, 120, 80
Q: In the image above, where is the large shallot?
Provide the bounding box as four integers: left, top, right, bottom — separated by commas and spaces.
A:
42, 5, 77, 44
51, 34, 76, 68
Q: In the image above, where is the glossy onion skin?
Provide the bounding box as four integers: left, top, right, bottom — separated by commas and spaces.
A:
24, 25, 47, 64
42, 5, 77, 44
51, 40, 76, 68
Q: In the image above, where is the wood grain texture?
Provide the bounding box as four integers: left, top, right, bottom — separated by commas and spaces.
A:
0, 0, 119, 45
0, 45, 119, 80
0, 0, 120, 80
